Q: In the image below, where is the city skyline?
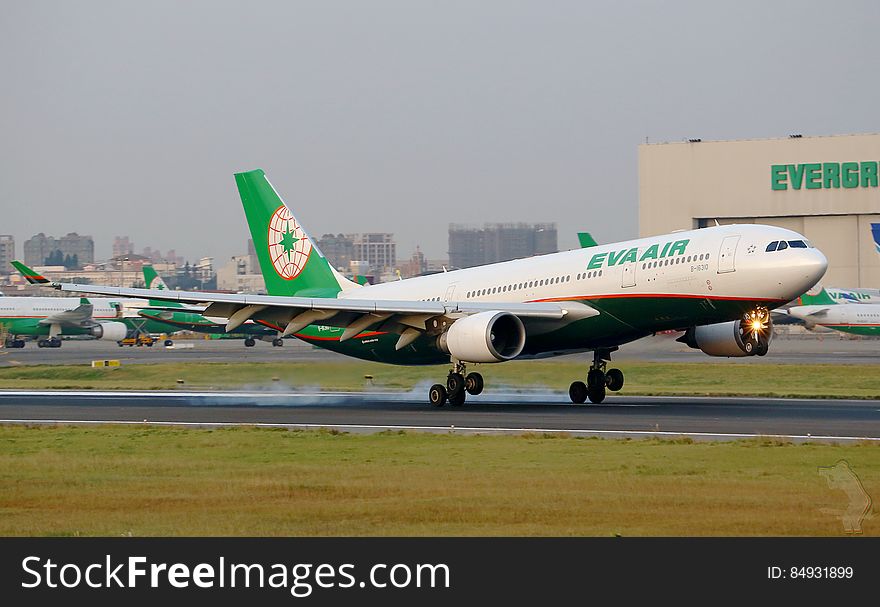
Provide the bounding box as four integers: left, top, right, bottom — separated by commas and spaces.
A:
3, 2, 878, 264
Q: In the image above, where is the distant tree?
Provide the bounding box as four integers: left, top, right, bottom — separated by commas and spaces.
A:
44, 249, 64, 266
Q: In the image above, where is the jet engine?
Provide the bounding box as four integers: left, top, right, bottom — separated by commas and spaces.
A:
90, 321, 129, 341
438, 311, 526, 363
677, 308, 772, 357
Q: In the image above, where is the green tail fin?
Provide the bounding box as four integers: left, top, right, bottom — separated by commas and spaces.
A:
798, 286, 835, 306
11, 260, 49, 284
143, 265, 169, 291
577, 232, 598, 248
142, 265, 181, 308
235, 169, 357, 297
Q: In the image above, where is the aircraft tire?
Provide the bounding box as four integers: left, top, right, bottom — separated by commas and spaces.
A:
429, 384, 447, 407
569, 381, 588, 404
605, 368, 624, 392
465, 372, 484, 395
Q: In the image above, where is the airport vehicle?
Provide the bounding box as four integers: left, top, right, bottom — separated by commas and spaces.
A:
118, 334, 156, 347
787, 287, 880, 336
0, 295, 128, 348
38, 169, 827, 405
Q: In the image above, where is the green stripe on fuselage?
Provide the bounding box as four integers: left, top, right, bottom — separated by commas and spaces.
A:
290, 295, 783, 365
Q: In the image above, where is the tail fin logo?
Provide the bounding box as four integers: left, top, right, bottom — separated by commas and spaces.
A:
268, 205, 312, 280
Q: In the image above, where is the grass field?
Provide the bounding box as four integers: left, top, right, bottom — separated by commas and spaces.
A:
0, 425, 875, 536
0, 360, 877, 399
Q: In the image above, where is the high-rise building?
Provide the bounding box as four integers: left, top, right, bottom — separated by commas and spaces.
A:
350, 233, 396, 275
0, 235, 14, 274
448, 223, 557, 269
316, 233, 355, 271
113, 236, 134, 259
24, 232, 94, 268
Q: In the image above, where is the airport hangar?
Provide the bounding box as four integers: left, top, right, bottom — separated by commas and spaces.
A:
639, 132, 880, 289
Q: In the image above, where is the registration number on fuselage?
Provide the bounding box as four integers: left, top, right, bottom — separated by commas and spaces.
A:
690, 263, 709, 272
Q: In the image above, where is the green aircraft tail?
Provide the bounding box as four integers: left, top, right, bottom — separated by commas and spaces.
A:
234, 169, 357, 297
577, 232, 598, 248
142, 265, 182, 308
143, 265, 169, 291
797, 286, 835, 306
11, 261, 49, 284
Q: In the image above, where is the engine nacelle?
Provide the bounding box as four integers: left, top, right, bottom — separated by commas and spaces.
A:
438, 311, 526, 363
91, 321, 129, 341
677, 317, 772, 357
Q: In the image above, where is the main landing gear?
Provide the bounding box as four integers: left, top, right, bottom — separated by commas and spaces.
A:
429, 361, 484, 407
37, 338, 62, 348
569, 348, 624, 404
244, 338, 256, 347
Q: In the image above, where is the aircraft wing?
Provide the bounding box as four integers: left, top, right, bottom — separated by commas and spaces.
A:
38, 297, 98, 327
50, 282, 599, 345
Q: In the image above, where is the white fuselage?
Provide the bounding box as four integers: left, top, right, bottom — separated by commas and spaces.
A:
0, 297, 121, 320
788, 303, 880, 329
341, 224, 826, 308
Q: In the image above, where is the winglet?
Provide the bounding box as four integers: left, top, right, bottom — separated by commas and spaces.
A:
11, 260, 49, 284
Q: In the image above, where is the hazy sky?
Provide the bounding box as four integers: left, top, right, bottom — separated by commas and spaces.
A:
2, 1, 878, 264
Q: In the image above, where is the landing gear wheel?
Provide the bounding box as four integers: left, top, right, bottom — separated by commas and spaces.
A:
37, 340, 46, 348
755, 340, 768, 357
744, 341, 754, 355
569, 381, 588, 404
587, 368, 605, 390
447, 373, 465, 395
164, 339, 173, 346
429, 384, 447, 407
448, 389, 466, 406
605, 368, 624, 392
465, 372, 484, 395
272, 338, 283, 347
588, 386, 606, 404
244, 338, 256, 347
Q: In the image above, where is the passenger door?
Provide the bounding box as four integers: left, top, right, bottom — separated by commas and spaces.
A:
621, 262, 636, 288
443, 283, 458, 302
717, 235, 740, 274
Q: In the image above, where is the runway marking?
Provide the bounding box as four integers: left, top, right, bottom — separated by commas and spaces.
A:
0, 418, 877, 443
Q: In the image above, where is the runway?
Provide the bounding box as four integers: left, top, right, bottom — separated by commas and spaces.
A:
2, 331, 879, 366
1, 390, 878, 442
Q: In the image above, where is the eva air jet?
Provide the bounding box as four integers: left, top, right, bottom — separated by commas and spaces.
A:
786, 286, 880, 337
42, 169, 827, 405
0, 293, 128, 348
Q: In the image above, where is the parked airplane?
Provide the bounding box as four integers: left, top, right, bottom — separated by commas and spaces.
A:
9, 262, 180, 345
137, 265, 289, 347
37, 169, 827, 405
0, 294, 128, 348
787, 286, 880, 337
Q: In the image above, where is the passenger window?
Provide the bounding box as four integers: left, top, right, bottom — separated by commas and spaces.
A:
777, 241, 788, 251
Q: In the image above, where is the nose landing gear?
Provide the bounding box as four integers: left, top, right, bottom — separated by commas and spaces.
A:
428, 361, 484, 407
569, 348, 624, 404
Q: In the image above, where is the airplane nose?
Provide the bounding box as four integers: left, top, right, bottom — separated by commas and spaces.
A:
807, 248, 828, 283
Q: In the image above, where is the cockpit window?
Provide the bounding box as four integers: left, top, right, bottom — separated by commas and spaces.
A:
777, 240, 788, 251
765, 241, 778, 252
788, 240, 807, 248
